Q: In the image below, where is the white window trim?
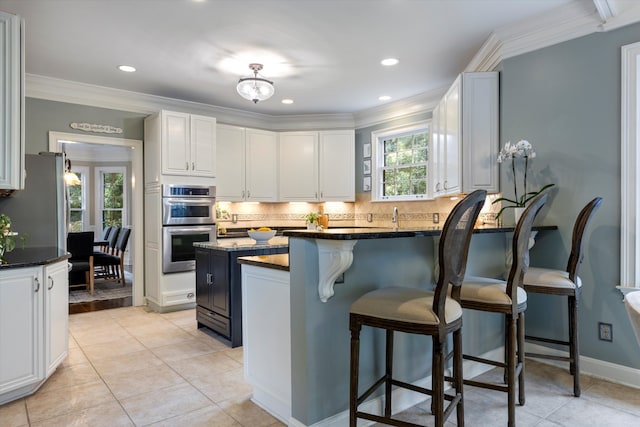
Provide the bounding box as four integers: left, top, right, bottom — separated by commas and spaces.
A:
70, 165, 90, 231
619, 40, 640, 296
371, 121, 431, 202
95, 166, 128, 229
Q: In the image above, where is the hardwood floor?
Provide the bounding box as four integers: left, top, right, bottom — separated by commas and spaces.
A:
68, 296, 132, 314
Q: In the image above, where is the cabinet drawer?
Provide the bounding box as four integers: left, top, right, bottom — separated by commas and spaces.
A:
196, 306, 230, 338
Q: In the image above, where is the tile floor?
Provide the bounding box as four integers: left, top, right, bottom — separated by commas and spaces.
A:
1, 306, 639, 426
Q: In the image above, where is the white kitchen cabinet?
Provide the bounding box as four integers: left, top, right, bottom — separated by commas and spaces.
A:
44, 261, 68, 376
0, 11, 25, 190
279, 130, 354, 202
0, 260, 69, 405
145, 110, 216, 181
431, 77, 461, 197
0, 266, 43, 404
216, 124, 278, 202
431, 72, 498, 197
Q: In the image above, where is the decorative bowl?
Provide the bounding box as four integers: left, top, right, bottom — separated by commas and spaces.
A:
247, 230, 277, 244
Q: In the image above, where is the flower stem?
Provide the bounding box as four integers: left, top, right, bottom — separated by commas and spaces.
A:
512, 159, 518, 206
524, 156, 528, 205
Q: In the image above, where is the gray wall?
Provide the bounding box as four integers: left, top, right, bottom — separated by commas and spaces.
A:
25, 98, 145, 154
500, 22, 640, 367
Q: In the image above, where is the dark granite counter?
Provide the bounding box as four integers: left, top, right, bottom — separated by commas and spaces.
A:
283, 224, 557, 240
238, 254, 289, 272
194, 236, 289, 252
0, 247, 70, 270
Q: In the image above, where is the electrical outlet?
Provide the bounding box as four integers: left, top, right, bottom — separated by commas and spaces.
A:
433, 213, 439, 224
599, 322, 613, 342
367, 213, 373, 222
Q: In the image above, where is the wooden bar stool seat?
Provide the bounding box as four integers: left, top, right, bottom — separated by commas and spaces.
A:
522, 197, 602, 398
349, 190, 487, 427
458, 192, 548, 427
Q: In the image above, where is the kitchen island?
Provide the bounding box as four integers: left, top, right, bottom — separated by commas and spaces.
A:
239, 225, 555, 426
194, 237, 288, 347
0, 247, 70, 405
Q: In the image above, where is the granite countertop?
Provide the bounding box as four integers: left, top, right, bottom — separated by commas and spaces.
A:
0, 247, 70, 270
237, 254, 289, 271
282, 224, 558, 240
194, 236, 289, 252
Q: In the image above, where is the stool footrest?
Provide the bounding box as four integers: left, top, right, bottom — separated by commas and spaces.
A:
525, 334, 569, 346
526, 352, 571, 363
463, 354, 504, 369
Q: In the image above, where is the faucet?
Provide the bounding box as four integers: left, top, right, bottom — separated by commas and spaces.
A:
392, 206, 398, 225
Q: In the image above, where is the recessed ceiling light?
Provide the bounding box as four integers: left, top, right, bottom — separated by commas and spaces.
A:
118, 65, 136, 73
379, 95, 391, 101
381, 58, 399, 66
281, 99, 294, 104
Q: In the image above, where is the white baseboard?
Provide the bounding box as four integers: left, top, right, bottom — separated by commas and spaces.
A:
525, 342, 640, 390
287, 347, 503, 427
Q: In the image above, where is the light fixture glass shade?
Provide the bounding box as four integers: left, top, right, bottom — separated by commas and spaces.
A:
236, 63, 274, 103
64, 171, 81, 186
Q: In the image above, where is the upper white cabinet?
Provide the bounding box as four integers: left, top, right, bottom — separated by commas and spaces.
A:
216, 124, 278, 202
279, 130, 354, 202
144, 110, 216, 182
0, 11, 24, 190
431, 72, 498, 196
460, 72, 499, 193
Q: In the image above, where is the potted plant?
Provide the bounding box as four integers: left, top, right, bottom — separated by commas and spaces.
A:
493, 139, 554, 222
304, 212, 319, 230
0, 214, 25, 260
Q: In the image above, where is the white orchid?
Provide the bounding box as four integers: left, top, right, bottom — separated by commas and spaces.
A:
493, 139, 553, 219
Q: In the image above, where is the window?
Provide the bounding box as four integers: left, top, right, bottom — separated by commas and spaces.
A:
67, 166, 89, 232
371, 122, 430, 201
96, 167, 127, 230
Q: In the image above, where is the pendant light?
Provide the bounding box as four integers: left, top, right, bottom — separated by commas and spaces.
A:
63, 152, 81, 186
236, 63, 275, 104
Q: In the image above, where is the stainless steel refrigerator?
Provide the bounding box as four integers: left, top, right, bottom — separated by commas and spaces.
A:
0, 152, 67, 250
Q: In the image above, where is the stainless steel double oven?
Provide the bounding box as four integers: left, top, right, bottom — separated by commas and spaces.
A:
162, 184, 216, 273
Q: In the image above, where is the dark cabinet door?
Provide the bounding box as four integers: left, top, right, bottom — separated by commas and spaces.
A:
209, 251, 229, 317
195, 248, 210, 308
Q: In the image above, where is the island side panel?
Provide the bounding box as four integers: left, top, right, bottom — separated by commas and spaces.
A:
289, 236, 436, 425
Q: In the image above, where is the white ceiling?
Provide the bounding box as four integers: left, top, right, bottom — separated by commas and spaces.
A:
0, 0, 639, 117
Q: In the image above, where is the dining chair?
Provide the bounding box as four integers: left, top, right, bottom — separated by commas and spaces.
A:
522, 197, 602, 397
458, 192, 548, 427
94, 227, 131, 286
349, 189, 487, 427
67, 231, 96, 295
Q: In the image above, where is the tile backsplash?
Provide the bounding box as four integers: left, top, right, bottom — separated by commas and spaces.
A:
216, 193, 501, 231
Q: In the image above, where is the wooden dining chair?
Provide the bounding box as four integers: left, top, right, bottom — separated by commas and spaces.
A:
94, 227, 131, 286
349, 189, 487, 427
458, 192, 548, 427
522, 197, 602, 397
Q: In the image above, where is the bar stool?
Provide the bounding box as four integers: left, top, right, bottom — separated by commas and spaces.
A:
522, 197, 602, 397
349, 189, 487, 427
458, 192, 548, 427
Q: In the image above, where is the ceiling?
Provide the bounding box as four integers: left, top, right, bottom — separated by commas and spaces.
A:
0, 0, 638, 117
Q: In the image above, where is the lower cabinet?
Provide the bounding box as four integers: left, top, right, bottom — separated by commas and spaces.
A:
0, 260, 68, 405
195, 246, 288, 347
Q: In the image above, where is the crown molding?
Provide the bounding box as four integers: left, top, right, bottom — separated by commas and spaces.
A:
25, 74, 354, 131
352, 89, 444, 129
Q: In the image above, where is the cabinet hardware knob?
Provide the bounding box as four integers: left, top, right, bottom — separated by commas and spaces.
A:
187, 292, 195, 298
34, 277, 40, 292
444, 181, 448, 190
192, 162, 195, 170
48, 276, 54, 290
185, 162, 189, 170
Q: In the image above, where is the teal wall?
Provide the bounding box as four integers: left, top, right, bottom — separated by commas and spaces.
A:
500, 22, 640, 366
25, 98, 146, 154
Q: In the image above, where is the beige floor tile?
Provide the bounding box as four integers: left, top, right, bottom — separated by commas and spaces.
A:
0, 399, 28, 427
581, 378, 640, 417
223, 347, 244, 364
102, 363, 187, 400
134, 327, 196, 348
25, 380, 116, 422
151, 337, 220, 363
167, 351, 242, 380
90, 348, 167, 377
60, 346, 90, 367
37, 362, 102, 394
193, 367, 253, 403
119, 383, 211, 426
149, 404, 242, 427
545, 395, 640, 426
217, 395, 281, 427
71, 324, 132, 347
30, 400, 134, 427
81, 336, 146, 361
122, 321, 183, 338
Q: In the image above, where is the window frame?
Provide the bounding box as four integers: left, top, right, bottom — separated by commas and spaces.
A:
371, 121, 431, 202
67, 165, 89, 232
94, 166, 127, 230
